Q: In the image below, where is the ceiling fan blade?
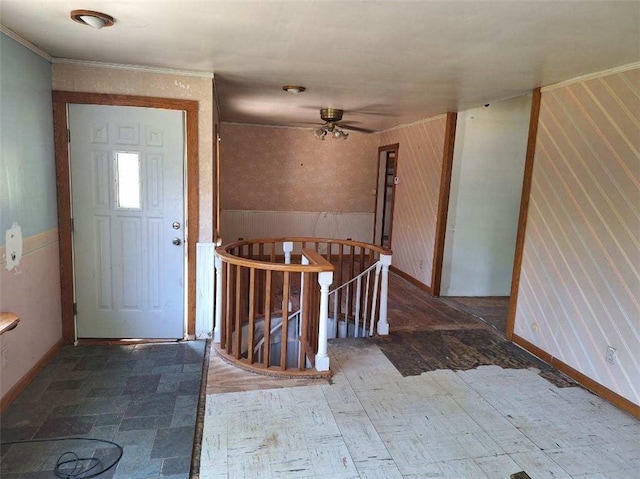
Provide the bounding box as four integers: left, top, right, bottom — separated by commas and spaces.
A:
297, 104, 396, 116
338, 123, 377, 133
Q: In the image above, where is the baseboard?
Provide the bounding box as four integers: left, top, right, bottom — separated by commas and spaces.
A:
0, 338, 64, 413
512, 334, 640, 419
390, 266, 433, 295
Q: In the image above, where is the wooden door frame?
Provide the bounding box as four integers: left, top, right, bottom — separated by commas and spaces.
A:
373, 144, 399, 247
53, 91, 199, 342
430, 112, 458, 296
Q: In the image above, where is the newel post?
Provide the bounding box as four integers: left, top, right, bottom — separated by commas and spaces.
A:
283, 241, 294, 264
377, 253, 392, 335
315, 270, 333, 371
213, 254, 223, 343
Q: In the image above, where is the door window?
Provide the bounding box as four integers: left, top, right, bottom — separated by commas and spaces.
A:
115, 151, 141, 209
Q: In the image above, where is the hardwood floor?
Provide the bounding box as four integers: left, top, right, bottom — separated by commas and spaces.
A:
206, 349, 329, 395
439, 296, 510, 335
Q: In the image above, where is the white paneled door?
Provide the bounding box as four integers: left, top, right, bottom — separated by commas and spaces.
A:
69, 104, 185, 339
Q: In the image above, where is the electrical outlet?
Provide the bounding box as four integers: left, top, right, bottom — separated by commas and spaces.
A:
605, 346, 617, 365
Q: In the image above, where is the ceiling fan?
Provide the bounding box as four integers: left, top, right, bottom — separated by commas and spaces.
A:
313, 108, 373, 140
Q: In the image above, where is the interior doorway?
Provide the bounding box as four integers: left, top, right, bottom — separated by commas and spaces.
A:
439, 95, 533, 337
374, 144, 399, 248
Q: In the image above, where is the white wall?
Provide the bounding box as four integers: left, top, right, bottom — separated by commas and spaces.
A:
441, 95, 531, 296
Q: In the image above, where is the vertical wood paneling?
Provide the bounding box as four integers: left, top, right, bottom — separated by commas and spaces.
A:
380, 116, 447, 287
514, 68, 640, 405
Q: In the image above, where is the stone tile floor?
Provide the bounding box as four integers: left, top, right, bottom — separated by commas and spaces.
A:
200, 339, 640, 479
0, 341, 206, 478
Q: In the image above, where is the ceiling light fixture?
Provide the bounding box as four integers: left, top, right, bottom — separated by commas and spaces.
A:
314, 108, 349, 140
314, 128, 327, 140
313, 124, 348, 141
282, 85, 306, 93
70, 10, 115, 29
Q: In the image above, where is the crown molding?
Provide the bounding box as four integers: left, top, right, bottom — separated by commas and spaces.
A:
52, 58, 214, 79
0, 25, 52, 61
542, 62, 640, 92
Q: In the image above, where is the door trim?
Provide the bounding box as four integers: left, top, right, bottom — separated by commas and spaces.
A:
53, 91, 199, 341
373, 143, 399, 246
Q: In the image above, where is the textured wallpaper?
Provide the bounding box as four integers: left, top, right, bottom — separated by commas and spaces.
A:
514, 67, 640, 405
52, 64, 214, 242
380, 116, 447, 288
220, 123, 380, 212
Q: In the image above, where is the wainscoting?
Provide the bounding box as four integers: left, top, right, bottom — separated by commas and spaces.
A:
220, 210, 374, 244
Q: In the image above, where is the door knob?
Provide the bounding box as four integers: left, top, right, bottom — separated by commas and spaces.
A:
172, 237, 182, 246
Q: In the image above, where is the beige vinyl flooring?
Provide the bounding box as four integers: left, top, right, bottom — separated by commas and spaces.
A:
199, 339, 639, 479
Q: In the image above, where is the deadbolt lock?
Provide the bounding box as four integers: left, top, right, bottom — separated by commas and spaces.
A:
172, 222, 181, 230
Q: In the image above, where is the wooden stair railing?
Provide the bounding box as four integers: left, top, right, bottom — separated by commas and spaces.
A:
213, 238, 392, 377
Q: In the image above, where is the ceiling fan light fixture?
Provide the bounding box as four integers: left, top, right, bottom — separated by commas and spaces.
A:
282, 85, 306, 93
70, 10, 115, 29
314, 108, 350, 141
314, 128, 327, 140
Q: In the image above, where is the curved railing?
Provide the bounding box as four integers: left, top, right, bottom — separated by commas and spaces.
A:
214, 238, 392, 377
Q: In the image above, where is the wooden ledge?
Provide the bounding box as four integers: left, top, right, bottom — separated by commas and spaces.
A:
0, 312, 20, 335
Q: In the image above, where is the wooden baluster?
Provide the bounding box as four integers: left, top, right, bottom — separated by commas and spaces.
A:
263, 270, 272, 368
349, 245, 355, 321
312, 272, 320, 354
220, 261, 227, 347
225, 264, 235, 355
247, 268, 256, 364
234, 265, 242, 359
280, 271, 290, 370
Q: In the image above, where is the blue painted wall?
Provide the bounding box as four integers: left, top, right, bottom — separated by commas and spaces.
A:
0, 33, 56, 244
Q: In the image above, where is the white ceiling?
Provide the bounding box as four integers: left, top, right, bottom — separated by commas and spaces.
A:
1, 0, 639, 132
